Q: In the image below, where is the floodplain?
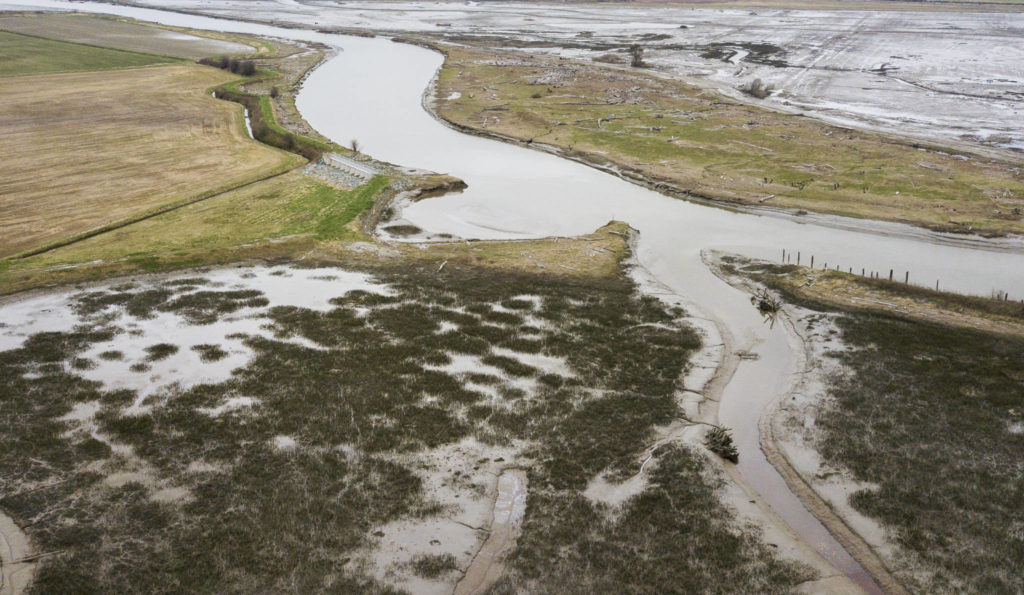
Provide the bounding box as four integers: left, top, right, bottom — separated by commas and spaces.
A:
1, 3, 1023, 595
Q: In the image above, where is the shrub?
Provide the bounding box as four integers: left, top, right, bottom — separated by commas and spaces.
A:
410, 553, 457, 579
705, 426, 739, 463
630, 44, 645, 68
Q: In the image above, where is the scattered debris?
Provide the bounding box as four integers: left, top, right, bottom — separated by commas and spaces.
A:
751, 288, 782, 314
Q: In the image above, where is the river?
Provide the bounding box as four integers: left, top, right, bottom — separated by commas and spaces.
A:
6, 2, 1024, 592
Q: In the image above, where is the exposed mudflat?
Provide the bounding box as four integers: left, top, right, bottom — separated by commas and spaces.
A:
453, 468, 527, 595
118, 0, 1024, 154
0, 510, 33, 595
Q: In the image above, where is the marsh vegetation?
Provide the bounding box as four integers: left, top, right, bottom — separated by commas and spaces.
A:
0, 261, 809, 593
431, 43, 1024, 236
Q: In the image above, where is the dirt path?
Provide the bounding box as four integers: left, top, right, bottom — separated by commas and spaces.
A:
0, 511, 34, 595
453, 469, 527, 595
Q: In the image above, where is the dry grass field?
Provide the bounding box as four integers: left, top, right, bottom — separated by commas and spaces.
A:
0, 30, 175, 76
0, 172, 390, 293
0, 13, 252, 59
0, 63, 301, 258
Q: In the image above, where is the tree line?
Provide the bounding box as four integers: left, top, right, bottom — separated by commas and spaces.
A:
199, 56, 257, 76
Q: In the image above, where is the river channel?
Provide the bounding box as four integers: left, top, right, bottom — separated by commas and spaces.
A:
8, 2, 1024, 592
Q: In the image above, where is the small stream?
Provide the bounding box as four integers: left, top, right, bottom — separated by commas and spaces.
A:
6, 2, 1024, 592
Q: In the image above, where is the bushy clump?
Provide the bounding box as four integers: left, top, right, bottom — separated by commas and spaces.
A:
144, 343, 179, 362
159, 289, 268, 325
191, 344, 228, 363
742, 78, 774, 99
72, 288, 172, 318
704, 426, 739, 463
410, 553, 458, 579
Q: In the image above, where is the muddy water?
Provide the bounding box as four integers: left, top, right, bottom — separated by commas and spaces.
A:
6, 2, 1024, 592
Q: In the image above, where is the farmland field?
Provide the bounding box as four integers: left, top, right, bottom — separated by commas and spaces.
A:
0, 61, 301, 258
0, 173, 390, 293
0, 13, 252, 59
0, 30, 174, 76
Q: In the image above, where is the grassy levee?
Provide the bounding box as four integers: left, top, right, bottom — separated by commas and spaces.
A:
210, 69, 350, 160
0, 29, 178, 76
0, 174, 391, 295
430, 44, 1024, 237
720, 256, 1024, 592
721, 257, 1024, 337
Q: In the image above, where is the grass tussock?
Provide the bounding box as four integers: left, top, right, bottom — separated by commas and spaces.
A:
191, 344, 228, 362
410, 552, 458, 579
143, 343, 179, 362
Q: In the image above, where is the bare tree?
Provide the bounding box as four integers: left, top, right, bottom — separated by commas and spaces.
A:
350, 139, 360, 153
629, 44, 645, 68
743, 78, 774, 99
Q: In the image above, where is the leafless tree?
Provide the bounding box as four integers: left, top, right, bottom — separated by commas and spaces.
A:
629, 44, 645, 68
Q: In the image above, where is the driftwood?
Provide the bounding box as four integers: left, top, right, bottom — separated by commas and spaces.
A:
750, 288, 782, 314
705, 426, 739, 463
